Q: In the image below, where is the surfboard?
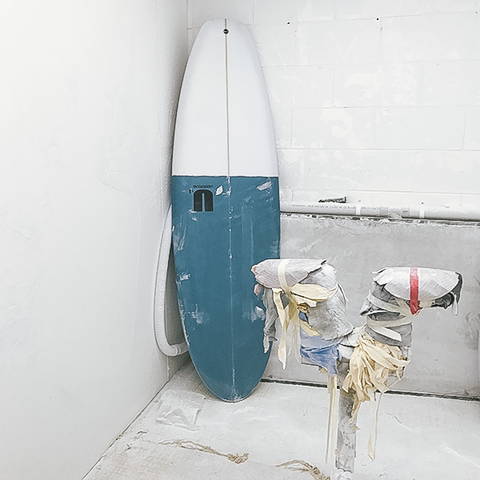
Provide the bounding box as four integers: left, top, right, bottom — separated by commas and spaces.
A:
171, 18, 280, 402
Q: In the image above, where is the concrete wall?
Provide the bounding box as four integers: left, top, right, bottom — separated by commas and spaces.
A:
187, 0, 480, 395
0, 1, 187, 479
263, 214, 480, 397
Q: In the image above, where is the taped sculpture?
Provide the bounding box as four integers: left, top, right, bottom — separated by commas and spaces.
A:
251, 259, 462, 480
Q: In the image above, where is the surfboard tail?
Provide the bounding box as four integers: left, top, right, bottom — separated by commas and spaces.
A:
172, 175, 279, 401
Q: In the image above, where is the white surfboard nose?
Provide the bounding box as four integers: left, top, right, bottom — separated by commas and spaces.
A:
173, 19, 277, 178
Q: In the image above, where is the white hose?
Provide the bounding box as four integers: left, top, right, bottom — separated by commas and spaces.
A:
154, 204, 188, 356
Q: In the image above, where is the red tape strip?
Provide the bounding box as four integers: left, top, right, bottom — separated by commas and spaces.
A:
410, 267, 419, 315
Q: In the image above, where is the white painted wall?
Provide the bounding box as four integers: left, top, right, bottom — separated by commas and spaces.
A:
188, 0, 480, 208
0, 1, 187, 479
187, 0, 480, 395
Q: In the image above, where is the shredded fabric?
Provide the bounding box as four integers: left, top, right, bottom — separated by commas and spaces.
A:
276, 460, 331, 480
252, 258, 327, 289
341, 331, 409, 421
339, 266, 463, 463
252, 259, 351, 369
273, 259, 337, 367
300, 329, 340, 375
362, 267, 462, 345
373, 267, 461, 305
158, 440, 248, 464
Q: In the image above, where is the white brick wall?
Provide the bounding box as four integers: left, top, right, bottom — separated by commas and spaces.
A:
187, 0, 480, 208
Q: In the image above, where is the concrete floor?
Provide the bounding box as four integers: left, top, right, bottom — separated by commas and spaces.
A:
84, 361, 480, 480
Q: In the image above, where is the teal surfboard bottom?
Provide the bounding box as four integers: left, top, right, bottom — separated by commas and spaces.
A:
171, 175, 280, 401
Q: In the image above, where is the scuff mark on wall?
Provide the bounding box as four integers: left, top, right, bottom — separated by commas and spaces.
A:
345, 67, 382, 101
0, 205, 40, 244
461, 312, 480, 349
321, 101, 369, 150
96, 128, 134, 195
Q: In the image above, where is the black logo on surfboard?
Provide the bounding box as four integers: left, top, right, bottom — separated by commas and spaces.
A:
193, 189, 214, 212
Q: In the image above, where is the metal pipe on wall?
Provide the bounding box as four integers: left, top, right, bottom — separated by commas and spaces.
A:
281, 202, 480, 222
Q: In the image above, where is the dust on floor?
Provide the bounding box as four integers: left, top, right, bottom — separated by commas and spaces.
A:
84, 361, 480, 480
